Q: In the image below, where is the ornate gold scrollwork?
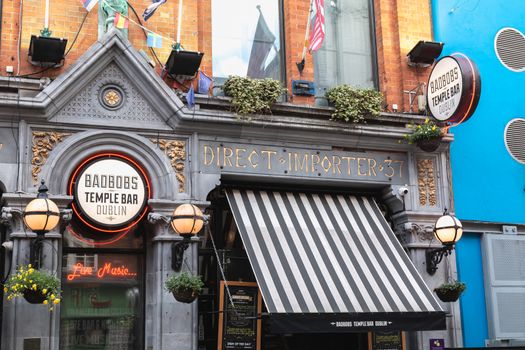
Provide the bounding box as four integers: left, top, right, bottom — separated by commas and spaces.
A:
417, 158, 437, 206
32, 131, 71, 183
151, 139, 186, 193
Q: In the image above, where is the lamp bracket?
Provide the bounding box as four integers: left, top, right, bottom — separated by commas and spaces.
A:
61, 209, 73, 223
426, 245, 453, 275
172, 237, 196, 271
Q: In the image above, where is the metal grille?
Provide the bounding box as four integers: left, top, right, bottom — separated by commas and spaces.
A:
505, 118, 525, 164
495, 28, 525, 72
492, 239, 525, 281
496, 291, 525, 334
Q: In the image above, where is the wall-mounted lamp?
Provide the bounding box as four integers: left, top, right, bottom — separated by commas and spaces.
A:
426, 209, 463, 275
0, 180, 72, 269
148, 203, 207, 271
407, 41, 444, 67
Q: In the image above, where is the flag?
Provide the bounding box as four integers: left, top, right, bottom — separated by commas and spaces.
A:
247, 6, 276, 79
80, 0, 98, 12
114, 13, 129, 29
308, 0, 325, 52
143, 0, 167, 21
186, 84, 195, 108
147, 33, 163, 48
198, 71, 213, 95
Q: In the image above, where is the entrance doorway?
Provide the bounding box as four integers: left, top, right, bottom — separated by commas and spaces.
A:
59, 220, 145, 350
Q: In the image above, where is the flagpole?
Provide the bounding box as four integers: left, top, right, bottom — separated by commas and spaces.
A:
175, 0, 183, 48
45, 0, 49, 29
296, 0, 313, 73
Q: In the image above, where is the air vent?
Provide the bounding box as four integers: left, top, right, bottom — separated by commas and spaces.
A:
494, 28, 525, 72
505, 118, 525, 164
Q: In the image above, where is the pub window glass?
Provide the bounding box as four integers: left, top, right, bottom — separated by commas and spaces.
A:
60, 253, 144, 350
313, 0, 377, 102
211, 0, 283, 82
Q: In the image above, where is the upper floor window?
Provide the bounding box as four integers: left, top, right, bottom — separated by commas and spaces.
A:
314, 0, 377, 96
212, 0, 283, 81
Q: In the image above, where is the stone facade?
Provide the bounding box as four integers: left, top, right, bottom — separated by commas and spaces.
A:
0, 30, 461, 350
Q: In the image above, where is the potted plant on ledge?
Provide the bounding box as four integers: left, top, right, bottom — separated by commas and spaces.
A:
3, 264, 61, 310
165, 272, 204, 303
404, 118, 443, 152
325, 85, 383, 123
434, 280, 466, 302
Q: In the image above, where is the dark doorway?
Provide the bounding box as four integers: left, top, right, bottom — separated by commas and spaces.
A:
264, 333, 368, 350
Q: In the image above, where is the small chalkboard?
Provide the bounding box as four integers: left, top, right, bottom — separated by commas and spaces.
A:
218, 281, 261, 350
368, 331, 405, 350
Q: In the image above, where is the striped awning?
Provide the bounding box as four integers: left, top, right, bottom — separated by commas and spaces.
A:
226, 189, 445, 333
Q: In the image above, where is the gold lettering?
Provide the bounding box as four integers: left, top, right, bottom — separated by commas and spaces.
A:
223, 147, 233, 168
384, 159, 395, 178
341, 156, 355, 175
294, 153, 308, 173
368, 158, 377, 176
357, 157, 367, 176
261, 150, 276, 170
393, 160, 404, 178
235, 148, 246, 168
203, 145, 214, 166
311, 154, 320, 173
247, 150, 259, 168
321, 156, 332, 173
288, 152, 292, 172
216, 146, 221, 167
332, 156, 342, 175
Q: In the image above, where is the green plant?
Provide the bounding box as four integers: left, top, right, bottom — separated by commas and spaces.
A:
165, 272, 204, 294
435, 280, 466, 293
223, 75, 285, 117
3, 264, 61, 309
325, 85, 383, 123
404, 118, 443, 144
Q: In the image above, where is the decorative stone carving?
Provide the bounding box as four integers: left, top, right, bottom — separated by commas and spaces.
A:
150, 139, 186, 193
52, 63, 165, 126
417, 159, 437, 206
405, 222, 435, 242
32, 131, 71, 183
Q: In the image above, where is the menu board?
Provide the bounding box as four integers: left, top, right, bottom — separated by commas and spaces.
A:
368, 331, 405, 350
218, 281, 261, 350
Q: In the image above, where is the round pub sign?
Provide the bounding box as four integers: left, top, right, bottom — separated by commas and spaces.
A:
69, 153, 151, 232
427, 53, 481, 124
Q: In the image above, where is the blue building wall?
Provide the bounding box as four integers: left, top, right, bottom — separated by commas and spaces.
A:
432, 0, 525, 224
455, 233, 488, 347
432, 0, 525, 346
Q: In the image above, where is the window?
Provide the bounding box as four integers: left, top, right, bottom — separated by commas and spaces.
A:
212, 0, 283, 81
314, 0, 377, 97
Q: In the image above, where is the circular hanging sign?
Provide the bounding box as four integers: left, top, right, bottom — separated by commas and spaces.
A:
69, 153, 151, 233
427, 53, 481, 123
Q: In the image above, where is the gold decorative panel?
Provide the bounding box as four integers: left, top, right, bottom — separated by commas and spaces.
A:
417, 159, 437, 206
32, 131, 71, 183
151, 139, 186, 193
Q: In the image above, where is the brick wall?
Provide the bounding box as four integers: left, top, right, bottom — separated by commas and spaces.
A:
0, 0, 433, 112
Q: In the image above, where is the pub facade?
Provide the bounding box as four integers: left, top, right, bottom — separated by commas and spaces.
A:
0, 30, 461, 350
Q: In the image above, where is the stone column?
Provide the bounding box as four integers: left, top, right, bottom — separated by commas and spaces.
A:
1, 194, 71, 350
146, 199, 209, 350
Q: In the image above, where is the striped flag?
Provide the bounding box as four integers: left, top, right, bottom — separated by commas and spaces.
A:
80, 0, 98, 12
308, 0, 325, 52
147, 33, 163, 48
142, 0, 167, 21
114, 13, 129, 29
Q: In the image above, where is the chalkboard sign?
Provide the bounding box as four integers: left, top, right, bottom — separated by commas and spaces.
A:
368, 331, 405, 350
218, 281, 262, 350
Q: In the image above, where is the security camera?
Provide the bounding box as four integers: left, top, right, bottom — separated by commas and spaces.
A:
398, 186, 409, 196
1, 241, 13, 251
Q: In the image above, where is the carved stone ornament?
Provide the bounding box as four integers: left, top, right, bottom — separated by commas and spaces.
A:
417, 158, 437, 206
151, 139, 186, 193
32, 131, 72, 183
404, 222, 435, 242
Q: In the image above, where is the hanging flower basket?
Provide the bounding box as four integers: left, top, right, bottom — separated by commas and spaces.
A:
434, 281, 466, 302
416, 137, 442, 152
3, 264, 61, 310
172, 288, 199, 303
165, 272, 204, 304
23, 289, 47, 304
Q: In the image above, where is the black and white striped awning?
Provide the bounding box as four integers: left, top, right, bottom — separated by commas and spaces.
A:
226, 189, 445, 333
